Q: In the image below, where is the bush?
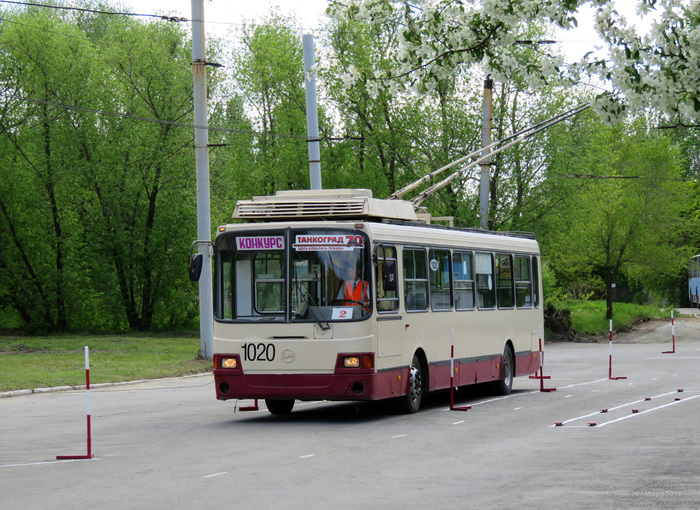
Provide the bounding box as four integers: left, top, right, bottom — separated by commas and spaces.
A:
544, 302, 572, 334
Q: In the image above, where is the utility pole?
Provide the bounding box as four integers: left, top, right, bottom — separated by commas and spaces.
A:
191, 0, 213, 359
479, 76, 493, 230
303, 34, 322, 190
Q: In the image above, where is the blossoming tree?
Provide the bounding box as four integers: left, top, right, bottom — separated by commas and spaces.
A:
328, 0, 700, 123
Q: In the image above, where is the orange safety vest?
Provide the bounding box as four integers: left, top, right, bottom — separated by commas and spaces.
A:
342, 280, 368, 303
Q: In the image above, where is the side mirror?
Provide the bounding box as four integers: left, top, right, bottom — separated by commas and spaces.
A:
189, 253, 203, 282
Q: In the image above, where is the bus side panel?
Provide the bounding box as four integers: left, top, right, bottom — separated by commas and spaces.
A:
516, 350, 541, 377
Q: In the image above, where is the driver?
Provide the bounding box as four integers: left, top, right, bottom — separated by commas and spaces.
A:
337, 265, 369, 308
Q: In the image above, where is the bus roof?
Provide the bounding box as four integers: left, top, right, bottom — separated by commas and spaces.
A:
232, 189, 418, 222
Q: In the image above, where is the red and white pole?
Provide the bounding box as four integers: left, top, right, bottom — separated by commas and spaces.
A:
57, 346, 94, 460
662, 311, 676, 354
608, 320, 613, 378
608, 320, 627, 381
529, 325, 555, 392
450, 329, 470, 411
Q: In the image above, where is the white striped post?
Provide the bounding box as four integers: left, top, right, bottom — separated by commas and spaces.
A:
608, 321, 627, 381
662, 311, 676, 354
450, 329, 470, 411
57, 346, 94, 460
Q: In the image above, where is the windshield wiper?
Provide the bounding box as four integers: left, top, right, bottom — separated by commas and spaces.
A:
294, 279, 330, 331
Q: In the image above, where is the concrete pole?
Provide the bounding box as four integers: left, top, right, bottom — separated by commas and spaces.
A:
479, 77, 493, 230
191, 0, 213, 359
303, 34, 322, 190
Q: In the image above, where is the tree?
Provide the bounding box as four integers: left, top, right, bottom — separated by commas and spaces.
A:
328, 1, 700, 124
538, 117, 694, 318
226, 16, 310, 196
0, 5, 208, 332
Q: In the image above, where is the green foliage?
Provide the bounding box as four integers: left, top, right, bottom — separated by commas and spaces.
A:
0, 4, 207, 333
535, 115, 695, 318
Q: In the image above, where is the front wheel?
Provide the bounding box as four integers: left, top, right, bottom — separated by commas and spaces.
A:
492, 346, 514, 395
396, 353, 425, 414
265, 399, 295, 415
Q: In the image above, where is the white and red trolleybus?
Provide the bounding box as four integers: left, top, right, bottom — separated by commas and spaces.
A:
210, 189, 543, 414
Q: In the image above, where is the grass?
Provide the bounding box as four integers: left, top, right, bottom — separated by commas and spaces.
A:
0, 334, 212, 393
563, 300, 672, 336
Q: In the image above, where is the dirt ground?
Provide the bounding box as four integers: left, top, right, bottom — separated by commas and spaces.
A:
593, 308, 700, 344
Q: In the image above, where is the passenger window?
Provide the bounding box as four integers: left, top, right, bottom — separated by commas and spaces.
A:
496, 254, 514, 309
429, 249, 452, 311
515, 256, 533, 309
403, 249, 428, 312
376, 245, 399, 312
476, 253, 495, 309
454, 252, 475, 310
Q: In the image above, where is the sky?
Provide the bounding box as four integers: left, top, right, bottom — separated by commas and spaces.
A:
120, 0, 330, 33
120, 0, 653, 62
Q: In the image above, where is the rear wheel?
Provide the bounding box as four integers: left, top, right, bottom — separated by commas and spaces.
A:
492, 346, 514, 395
396, 353, 425, 414
265, 399, 295, 415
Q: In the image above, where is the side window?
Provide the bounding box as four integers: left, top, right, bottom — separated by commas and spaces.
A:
532, 257, 540, 309
496, 254, 514, 309
403, 248, 428, 312
453, 252, 475, 310
475, 253, 495, 309
515, 256, 533, 309
376, 245, 399, 312
429, 249, 452, 311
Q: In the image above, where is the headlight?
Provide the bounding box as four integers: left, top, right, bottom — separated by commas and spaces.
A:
343, 356, 360, 368
221, 357, 237, 369
342, 354, 373, 369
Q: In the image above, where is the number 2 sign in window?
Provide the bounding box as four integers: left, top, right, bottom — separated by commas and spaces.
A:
331, 307, 354, 320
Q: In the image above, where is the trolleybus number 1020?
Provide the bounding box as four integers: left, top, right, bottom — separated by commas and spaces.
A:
241, 343, 276, 362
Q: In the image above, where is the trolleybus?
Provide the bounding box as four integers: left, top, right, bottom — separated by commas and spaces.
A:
690, 254, 700, 308
207, 189, 544, 414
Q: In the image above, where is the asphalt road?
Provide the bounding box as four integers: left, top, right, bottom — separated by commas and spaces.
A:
1, 318, 699, 510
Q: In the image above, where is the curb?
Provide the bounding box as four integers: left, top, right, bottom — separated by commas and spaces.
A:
0, 372, 212, 399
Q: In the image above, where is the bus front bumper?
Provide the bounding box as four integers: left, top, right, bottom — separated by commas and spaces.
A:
213, 353, 406, 402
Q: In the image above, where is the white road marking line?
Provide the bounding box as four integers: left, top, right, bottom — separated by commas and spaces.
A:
204, 472, 227, 479
552, 390, 684, 427
597, 394, 700, 428
392, 434, 407, 439
298, 454, 316, 459
0, 458, 98, 468
452, 420, 465, 425
558, 378, 608, 389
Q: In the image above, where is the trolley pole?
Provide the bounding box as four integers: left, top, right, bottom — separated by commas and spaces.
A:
479, 77, 493, 230
191, 0, 213, 359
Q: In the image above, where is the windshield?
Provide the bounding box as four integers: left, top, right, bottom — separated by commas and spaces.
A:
214, 229, 371, 322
